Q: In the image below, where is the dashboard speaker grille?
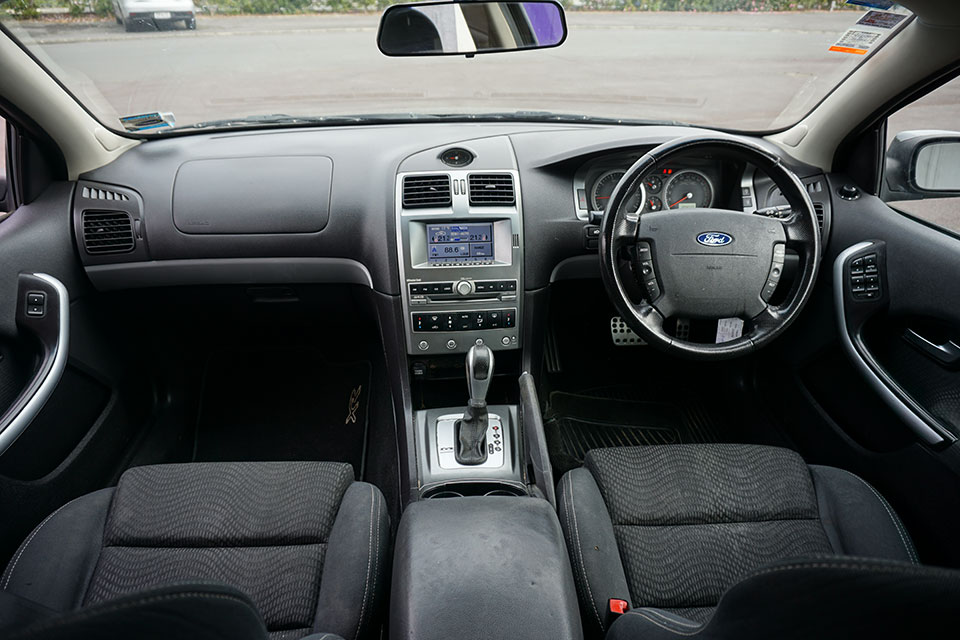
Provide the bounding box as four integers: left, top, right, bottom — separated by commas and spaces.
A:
82, 210, 135, 254
403, 175, 452, 208
469, 174, 515, 206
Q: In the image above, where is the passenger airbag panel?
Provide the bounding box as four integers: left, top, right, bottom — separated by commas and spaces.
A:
172, 156, 332, 234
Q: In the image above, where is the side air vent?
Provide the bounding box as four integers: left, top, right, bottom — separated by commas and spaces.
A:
403, 175, 452, 208
813, 202, 825, 235
81, 186, 130, 202
469, 174, 515, 206
82, 211, 135, 254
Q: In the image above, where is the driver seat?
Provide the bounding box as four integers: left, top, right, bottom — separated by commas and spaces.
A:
557, 444, 960, 639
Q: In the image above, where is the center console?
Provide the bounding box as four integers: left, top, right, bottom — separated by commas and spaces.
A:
396, 137, 523, 356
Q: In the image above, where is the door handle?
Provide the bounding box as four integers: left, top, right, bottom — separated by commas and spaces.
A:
0, 273, 69, 455
904, 328, 960, 367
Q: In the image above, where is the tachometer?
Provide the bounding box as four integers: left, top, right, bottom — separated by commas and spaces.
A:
664, 170, 714, 209
591, 170, 644, 214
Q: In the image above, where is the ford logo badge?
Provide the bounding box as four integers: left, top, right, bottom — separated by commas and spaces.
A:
697, 232, 733, 247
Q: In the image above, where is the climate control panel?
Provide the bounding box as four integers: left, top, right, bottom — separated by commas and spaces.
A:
413, 309, 516, 332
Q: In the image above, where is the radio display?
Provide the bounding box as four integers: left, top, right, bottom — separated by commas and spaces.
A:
426, 223, 494, 265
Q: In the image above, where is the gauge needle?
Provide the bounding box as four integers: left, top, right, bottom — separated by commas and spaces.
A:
669, 192, 694, 208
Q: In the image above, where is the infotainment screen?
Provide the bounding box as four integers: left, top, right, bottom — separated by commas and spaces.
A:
426, 223, 494, 265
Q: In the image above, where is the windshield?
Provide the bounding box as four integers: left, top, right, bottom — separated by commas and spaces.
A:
0, 2, 910, 134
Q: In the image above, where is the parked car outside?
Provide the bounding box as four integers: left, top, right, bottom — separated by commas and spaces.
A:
113, 0, 197, 31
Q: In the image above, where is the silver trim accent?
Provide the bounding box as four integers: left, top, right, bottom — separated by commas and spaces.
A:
833, 243, 946, 446
0, 274, 70, 455
664, 169, 715, 209
395, 146, 524, 355
436, 413, 505, 470
589, 169, 646, 217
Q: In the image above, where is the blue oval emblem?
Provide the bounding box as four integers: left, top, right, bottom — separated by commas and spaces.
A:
696, 232, 733, 247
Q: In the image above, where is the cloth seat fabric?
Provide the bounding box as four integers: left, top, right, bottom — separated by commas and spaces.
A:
1, 461, 389, 640
556, 444, 924, 639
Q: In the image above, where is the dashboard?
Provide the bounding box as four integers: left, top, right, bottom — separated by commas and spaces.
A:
66, 122, 831, 357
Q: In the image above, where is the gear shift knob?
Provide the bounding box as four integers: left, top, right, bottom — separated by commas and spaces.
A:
465, 344, 494, 404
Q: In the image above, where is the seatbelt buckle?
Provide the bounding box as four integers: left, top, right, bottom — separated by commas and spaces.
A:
606, 598, 630, 627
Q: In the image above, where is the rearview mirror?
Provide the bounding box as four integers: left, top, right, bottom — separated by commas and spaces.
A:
377, 0, 567, 57
884, 131, 960, 200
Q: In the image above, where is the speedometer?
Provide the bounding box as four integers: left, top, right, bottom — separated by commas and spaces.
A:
664, 170, 714, 209
591, 170, 645, 214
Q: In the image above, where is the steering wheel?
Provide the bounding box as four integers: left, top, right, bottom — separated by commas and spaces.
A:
599, 136, 821, 360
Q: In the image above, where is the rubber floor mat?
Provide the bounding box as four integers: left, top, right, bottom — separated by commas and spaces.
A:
193, 348, 370, 476
545, 389, 724, 477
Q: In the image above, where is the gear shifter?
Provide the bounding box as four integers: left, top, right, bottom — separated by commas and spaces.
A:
456, 344, 494, 465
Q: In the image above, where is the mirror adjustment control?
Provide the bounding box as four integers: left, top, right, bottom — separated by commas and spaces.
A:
25, 291, 46, 317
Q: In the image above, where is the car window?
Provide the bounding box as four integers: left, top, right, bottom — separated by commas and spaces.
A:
883, 76, 960, 235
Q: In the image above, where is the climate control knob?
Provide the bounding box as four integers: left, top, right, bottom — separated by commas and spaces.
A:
456, 280, 473, 296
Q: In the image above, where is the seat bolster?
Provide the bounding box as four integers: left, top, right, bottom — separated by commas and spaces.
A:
557, 468, 632, 640
1, 488, 114, 611
608, 556, 960, 640
809, 465, 918, 564
606, 608, 702, 640
10, 583, 268, 640
313, 482, 390, 640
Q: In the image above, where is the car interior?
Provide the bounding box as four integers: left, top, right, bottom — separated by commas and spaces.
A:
2, 0, 960, 638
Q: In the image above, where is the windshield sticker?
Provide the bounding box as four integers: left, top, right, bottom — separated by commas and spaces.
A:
856, 10, 908, 29
119, 112, 176, 132
845, 0, 897, 9
829, 29, 883, 55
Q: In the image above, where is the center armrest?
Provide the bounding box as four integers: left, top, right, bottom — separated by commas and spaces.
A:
391, 496, 583, 640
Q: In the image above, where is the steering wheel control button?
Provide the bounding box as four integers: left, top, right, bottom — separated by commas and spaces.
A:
762, 244, 787, 303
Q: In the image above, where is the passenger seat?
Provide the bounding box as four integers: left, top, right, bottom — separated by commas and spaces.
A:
1, 461, 389, 640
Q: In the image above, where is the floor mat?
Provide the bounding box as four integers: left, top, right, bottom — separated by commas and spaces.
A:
193, 348, 371, 476
545, 388, 725, 477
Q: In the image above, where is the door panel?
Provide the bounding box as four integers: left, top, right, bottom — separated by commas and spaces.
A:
0, 183, 139, 566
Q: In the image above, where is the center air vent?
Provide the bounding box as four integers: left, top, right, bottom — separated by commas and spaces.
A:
82, 211, 135, 255
403, 175, 452, 209
469, 174, 515, 206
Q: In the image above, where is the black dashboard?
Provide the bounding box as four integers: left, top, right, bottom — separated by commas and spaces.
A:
73, 123, 831, 309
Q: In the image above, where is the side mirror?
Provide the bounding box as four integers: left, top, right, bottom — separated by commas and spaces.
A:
884, 130, 960, 200
377, 0, 567, 57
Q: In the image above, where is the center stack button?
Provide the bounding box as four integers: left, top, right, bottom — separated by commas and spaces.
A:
456, 280, 473, 296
